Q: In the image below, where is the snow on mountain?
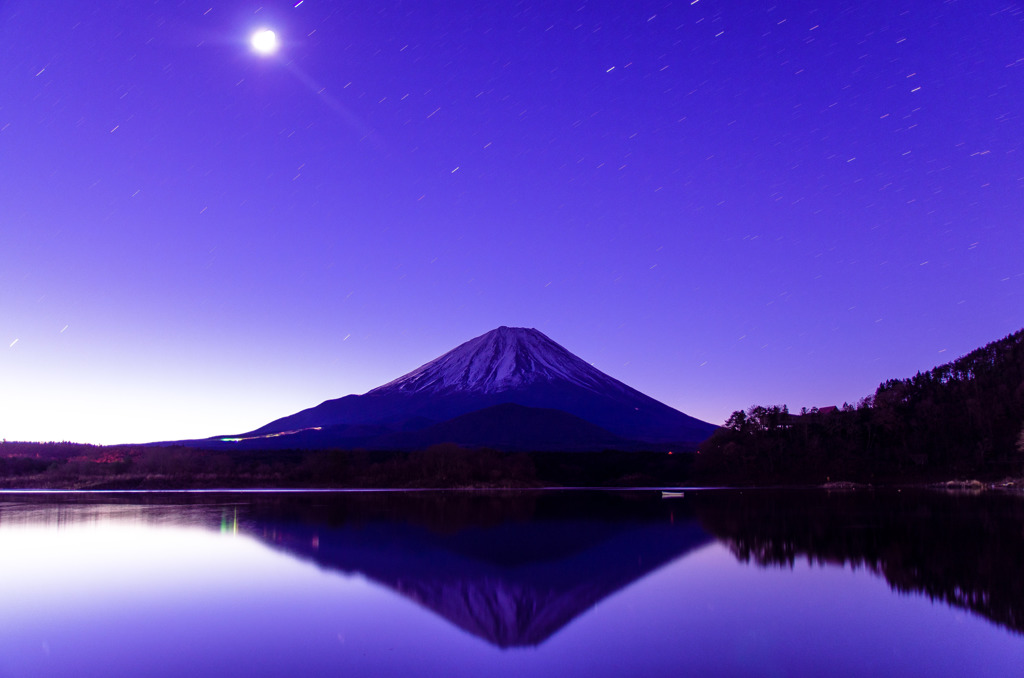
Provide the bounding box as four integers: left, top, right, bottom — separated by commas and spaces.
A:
369, 326, 630, 397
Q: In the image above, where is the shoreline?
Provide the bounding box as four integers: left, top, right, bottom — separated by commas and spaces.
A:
1, 477, 1022, 494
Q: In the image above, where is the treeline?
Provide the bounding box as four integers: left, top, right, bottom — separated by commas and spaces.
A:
0, 441, 105, 477
0, 442, 694, 490
695, 329, 1024, 484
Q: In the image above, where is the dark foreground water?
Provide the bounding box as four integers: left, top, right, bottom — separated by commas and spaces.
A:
0, 489, 1021, 677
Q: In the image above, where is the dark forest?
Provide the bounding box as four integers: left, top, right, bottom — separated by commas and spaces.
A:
695, 329, 1024, 484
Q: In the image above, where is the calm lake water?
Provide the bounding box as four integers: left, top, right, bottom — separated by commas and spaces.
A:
0, 489, 1021, 677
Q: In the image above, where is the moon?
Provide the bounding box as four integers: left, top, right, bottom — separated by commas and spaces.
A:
251, 29, 279, 55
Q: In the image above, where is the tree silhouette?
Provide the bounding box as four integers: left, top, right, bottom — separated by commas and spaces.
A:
696, 329, 1024, 483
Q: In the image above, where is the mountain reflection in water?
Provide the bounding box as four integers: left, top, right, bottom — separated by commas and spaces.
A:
0, 491, 712, 649
238, 491, 711, 648
692, 488, 1024, 636
1, 487, 1022, 648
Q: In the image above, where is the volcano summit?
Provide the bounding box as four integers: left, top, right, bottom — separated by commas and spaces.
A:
198, 327, 716, 451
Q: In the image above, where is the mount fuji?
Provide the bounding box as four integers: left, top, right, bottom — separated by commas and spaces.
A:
195, 327, 717, 451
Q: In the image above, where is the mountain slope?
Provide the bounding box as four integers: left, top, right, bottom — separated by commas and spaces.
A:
372, 403, 640, 452
214, 327, 716, 449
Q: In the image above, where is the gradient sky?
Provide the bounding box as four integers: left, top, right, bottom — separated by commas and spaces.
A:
2, 0, 1022, 445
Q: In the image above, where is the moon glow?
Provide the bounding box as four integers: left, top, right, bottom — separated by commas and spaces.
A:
251, 29, 279, 55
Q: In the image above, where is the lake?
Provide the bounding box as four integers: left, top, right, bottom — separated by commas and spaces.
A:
0, 488, 1021, 677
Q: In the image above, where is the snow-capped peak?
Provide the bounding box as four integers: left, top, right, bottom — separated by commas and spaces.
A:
368, 327, 629, 396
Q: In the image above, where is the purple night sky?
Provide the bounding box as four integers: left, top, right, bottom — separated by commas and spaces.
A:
2, 1, 1022, 445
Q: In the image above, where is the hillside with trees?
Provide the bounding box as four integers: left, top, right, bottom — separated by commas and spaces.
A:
694, 329, 1024, 484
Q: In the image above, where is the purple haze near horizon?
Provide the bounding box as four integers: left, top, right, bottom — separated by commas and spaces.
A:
2, 0, 1022, 444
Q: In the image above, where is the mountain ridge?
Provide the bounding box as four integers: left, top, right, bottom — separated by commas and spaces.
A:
193, 327, 717, 450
